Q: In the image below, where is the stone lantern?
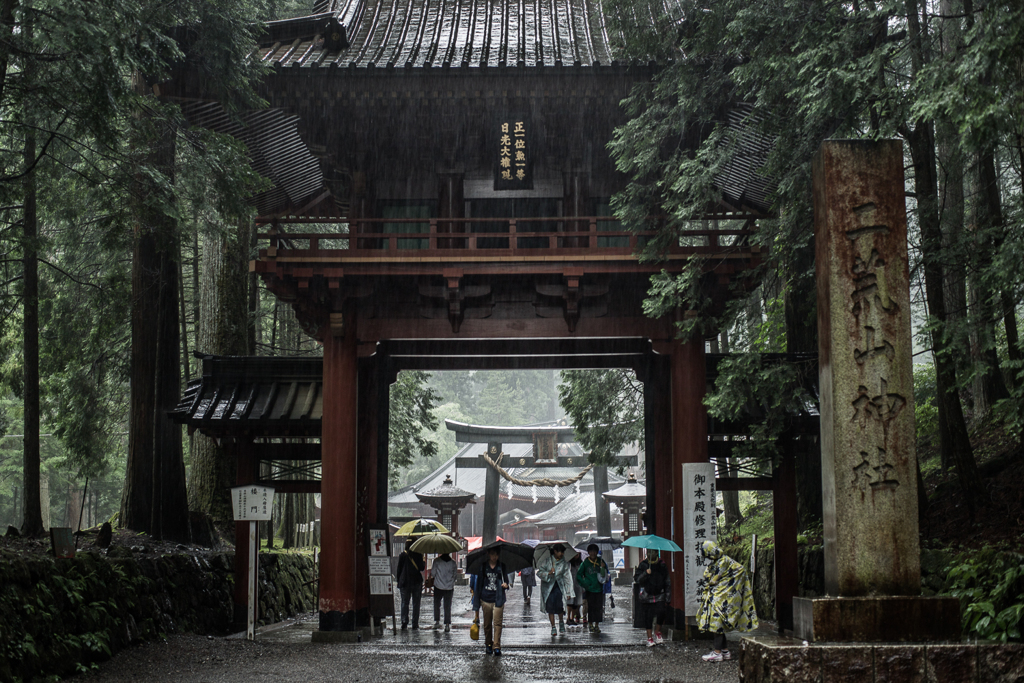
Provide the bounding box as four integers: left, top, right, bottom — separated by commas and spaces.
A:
415, 475, 476, 537
603, 471, 646, 569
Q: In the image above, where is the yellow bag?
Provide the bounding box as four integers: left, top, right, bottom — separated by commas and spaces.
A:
470, 621, 480, 641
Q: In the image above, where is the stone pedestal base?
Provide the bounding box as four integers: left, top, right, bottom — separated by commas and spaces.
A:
739, 635, 1024, 683
793, 596, 960, 642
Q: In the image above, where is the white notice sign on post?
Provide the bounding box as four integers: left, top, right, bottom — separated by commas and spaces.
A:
370, 574, 393, 595
368, 557, 391, 575
682, 463, 717, 616
231, 486, 275, 521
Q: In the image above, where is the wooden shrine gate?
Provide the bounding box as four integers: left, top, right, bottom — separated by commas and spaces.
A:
159, 0, 790, 637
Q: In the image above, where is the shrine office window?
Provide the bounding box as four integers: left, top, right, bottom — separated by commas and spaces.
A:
381, 201, 436, 249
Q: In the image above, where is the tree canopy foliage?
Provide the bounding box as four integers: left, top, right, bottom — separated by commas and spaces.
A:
590, 0, 1024, 509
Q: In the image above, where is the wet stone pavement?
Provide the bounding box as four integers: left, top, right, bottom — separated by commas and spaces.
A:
83, 581, 755, 682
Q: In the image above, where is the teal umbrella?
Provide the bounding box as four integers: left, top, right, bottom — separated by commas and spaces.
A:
620, 534, 683, 552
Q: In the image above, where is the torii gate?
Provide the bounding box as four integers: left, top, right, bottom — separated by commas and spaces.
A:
444, 419, 639, 544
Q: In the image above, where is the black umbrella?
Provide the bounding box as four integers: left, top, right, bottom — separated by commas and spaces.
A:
574, 536, 623, 562
465, 540, 535, 574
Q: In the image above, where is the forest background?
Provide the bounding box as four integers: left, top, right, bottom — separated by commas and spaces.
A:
0, 0, 1020, 587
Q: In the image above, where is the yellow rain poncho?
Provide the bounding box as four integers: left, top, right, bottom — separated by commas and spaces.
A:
696, 540, 759, 634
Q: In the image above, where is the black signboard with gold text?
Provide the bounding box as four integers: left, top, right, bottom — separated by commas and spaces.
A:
494, 115, 533, 190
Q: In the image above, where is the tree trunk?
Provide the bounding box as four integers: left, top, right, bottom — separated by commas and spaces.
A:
282, 493, 296, 549
21, 121, 43, 537
187, 218, 253, 521
121, 101, 190, 542
907, 120, 985, 510
935, 1, 969, 448
967, 150, 1009, 416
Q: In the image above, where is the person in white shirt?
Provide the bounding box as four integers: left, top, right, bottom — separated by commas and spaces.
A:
431, 552, 457, 632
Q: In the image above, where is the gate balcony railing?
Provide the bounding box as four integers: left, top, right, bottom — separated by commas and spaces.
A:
256, 216, 755, 257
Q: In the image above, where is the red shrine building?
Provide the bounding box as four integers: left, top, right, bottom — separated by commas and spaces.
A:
166, 0, 784, 634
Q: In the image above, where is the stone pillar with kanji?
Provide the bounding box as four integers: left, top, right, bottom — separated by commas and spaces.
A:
794, 139, 959, 642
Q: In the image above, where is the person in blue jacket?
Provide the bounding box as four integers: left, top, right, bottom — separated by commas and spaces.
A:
471, 547, 509, 656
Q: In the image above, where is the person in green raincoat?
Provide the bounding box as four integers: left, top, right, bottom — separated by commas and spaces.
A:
696, 540, 759, 662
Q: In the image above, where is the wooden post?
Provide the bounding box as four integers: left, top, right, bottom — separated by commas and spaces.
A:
773, 446, 798, 633
642, 352, 672, 537
355, 356, 380, 625
319, 309, 360, 631
233, 445, 256, 630
670, 338, 708, 631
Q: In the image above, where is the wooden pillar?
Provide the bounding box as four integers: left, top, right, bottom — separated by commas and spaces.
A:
233, 443, 257, 629
670, 338, 708, 627
483, 442, 501, 544
642, 353, 672, 536
377, 354, 395, 525
593, 466, 611, 537
355, 355, 380, 626
773, 446, 798, 633
319, 312, 359, 631
562, 172, 590, 247
437, 173, 464, 249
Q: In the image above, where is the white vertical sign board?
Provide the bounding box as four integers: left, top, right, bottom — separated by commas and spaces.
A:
230, 486, 276, 641
612, 548, 625, 569
682, 463, 717, 616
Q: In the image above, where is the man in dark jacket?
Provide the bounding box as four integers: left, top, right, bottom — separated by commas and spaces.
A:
634, 548, 670, 646
395, 542, 425, 629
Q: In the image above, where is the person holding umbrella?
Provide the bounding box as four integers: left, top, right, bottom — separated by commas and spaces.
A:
431, 552, 456, 632
577, 543, 609, 634
471, 546, 509, 656
395, 540, 425, 630
634, 548, 670, 646
536, 543, 574, 635
519, 564, 536, 604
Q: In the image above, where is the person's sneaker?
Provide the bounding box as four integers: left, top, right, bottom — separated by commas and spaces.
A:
493, 648, 502, 657
485, 645, 493, 655
593, 625, 601, 634
444, 624, 450, 633
655, 632, 664, 644
646, 637, 655, 647
551, 626, 557, 636
559, 622, 566, 634
401, 623, 407, 630
411, 625, 418, 630
702, 651, 725, 662
722, 650, 732, 660
434, 621, 440, 629
588, 623, 595, 633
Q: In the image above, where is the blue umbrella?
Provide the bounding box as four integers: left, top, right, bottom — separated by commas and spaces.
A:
620, 534, 683, 552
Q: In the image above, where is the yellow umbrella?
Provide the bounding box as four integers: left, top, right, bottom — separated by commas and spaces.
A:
395, 518, 450, 537
409, 533, 463, 554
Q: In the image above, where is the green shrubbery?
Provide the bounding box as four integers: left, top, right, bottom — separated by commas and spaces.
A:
943, 546, 1024, 642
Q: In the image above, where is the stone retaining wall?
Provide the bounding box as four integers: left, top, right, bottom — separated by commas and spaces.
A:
0, 549, 316, 682
740, 635, 1024, 682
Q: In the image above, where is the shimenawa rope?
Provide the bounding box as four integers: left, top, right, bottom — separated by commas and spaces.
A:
482, 451, 593, 487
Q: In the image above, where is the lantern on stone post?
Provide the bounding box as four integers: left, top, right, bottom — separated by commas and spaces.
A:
414, 475, 476, 538
603, 471, 646, 570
